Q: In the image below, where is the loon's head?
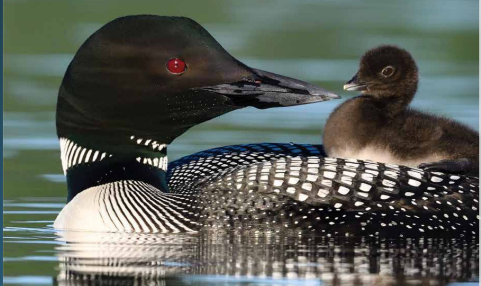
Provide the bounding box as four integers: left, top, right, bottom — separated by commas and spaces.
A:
343, 45, 418, 100
57, 15, 339, 155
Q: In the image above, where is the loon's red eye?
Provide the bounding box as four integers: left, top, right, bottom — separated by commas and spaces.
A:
166, 58, 186, 74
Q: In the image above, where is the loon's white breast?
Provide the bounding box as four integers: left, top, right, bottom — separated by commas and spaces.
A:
54, 180, 199, 233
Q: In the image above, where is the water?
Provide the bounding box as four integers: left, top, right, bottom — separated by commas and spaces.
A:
3, 0, 479, 285
3, 200, 480, 286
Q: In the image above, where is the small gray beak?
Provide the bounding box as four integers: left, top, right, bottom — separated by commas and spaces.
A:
343, 73, 368, 91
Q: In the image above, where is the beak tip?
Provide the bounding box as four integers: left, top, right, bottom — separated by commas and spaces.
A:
311, 89, 341, 100
323, 94, 341, 100
343, 83, 367, 92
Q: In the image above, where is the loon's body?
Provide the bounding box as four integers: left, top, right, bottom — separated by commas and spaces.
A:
54, 17, 479, 236
56, 141, 479, 236
324, 45, 479, 176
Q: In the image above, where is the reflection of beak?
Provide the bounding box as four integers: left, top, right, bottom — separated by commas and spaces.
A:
196, 68, 340, 109
343, 73, 368, 91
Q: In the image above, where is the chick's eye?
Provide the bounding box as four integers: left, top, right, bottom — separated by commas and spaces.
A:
166, 58, 187, 74
381, 66, 395, 77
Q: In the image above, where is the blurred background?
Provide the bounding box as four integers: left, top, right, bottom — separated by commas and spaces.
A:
3, 0, 479, 283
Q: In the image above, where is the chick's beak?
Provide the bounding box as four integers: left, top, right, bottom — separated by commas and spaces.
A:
343, 73, 368, 91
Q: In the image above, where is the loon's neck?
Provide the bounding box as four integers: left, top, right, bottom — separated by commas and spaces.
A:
59, 137, 169, 201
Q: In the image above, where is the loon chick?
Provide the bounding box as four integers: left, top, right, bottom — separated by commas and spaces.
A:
323, 45, 479, 176
53, 15, 338, 231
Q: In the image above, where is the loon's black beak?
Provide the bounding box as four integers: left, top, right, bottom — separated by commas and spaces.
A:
197, 68, 340, 109
343, 73, 368, 91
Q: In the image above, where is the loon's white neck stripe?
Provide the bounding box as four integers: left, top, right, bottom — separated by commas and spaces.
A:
130, 136, 166, 152
59, 138, 111, 175
59, 137, 169, 175
130, 135, 168, 170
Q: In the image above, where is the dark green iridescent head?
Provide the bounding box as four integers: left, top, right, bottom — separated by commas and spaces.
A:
57, 15, 339, 152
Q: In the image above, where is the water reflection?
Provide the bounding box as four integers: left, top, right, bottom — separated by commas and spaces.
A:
54, 229, 479, 286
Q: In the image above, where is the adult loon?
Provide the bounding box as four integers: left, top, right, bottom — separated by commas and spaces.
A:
323, 45, 479, 176
54, 16, 479, 237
